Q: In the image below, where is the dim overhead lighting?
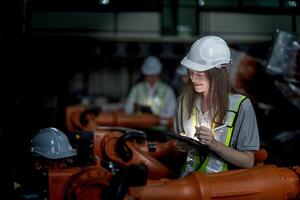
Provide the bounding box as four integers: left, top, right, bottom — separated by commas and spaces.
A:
99, 0, 109, 5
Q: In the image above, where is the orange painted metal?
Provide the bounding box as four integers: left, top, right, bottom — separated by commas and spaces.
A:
66, 105, 173, 132
93, 127, 179, 160
93, 128, 184, 178
93, 129, 122, 160
95, 111, 117, 127
65, 105, 86, 132
93, 128, 268, 179
95, 130, 173, 179
48, 162, 112, 200
254, 148, 268, 166
48, 166, 82, 200
129, 165, 300, 200
47, 127, 300, 200
65, 105, 98, 132
48, 163, 300, 200
96, 112, 174, 130
63, 165, 112, 200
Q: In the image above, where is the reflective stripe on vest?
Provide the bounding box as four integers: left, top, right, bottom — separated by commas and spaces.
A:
181, 94, 246, 175
136, 82, 167, 115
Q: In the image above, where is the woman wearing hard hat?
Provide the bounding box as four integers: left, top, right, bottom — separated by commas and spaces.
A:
124, 56, 177, 119
174, 36, 260, 176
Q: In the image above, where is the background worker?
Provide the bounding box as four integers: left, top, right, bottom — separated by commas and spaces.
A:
124, 56, 177, 119
173, 36, 260, 176
171, 64, 189, 97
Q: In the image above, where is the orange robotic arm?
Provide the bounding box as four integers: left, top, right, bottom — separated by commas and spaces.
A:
96, 112, 173, 130
128, 165, 300, 200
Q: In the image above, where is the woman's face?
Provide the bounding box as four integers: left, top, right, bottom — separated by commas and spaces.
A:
189, 69, 210, 95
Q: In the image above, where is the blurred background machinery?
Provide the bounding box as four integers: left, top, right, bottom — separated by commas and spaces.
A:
0, 0, 300, 199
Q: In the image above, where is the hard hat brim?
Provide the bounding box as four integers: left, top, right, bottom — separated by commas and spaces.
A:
46, 150, 77, 159
142, 69, 161, 75
180, 56, 213, 72
180, 56, 231, 72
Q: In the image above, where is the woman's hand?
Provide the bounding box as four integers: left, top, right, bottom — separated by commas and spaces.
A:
195, 127, 255, 169
194, 126, 216, 149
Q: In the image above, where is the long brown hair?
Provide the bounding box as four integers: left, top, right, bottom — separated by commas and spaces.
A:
182, 66, 231, 124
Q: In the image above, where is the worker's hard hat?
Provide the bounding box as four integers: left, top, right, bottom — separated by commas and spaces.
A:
141, 56, 162, 75
181, 36, 231, 72
176, 65, 188, 76
31, 127, 77, 159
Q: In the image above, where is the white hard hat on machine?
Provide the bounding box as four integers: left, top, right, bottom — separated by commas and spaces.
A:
181, 36, 231, 72
31, 127, 77, 159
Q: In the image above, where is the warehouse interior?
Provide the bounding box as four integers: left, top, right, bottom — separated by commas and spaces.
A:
0, 0, 300, 199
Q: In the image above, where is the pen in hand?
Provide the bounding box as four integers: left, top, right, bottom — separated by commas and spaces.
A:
195, 123, 228, 145
195, 123, 228, 132
211, 123, 228, 131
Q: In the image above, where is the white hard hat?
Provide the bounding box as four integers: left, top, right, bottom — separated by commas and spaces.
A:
176, 64, 188, 76
141, 56, 162, 75
181, 36, 231, 72
31, 127, 77, 159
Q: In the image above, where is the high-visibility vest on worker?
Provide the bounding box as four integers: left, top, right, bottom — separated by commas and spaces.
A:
135, 81, 168, 116
181, 94, 247, 176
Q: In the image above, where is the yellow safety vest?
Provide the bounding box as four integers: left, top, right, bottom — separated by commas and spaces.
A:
136, 81, 167, 115
181, 94, 247, 175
